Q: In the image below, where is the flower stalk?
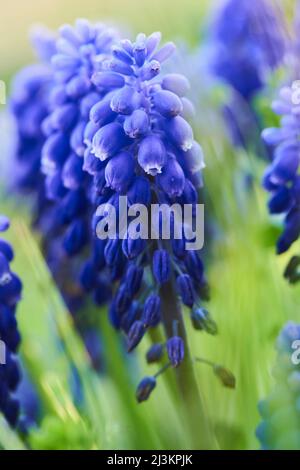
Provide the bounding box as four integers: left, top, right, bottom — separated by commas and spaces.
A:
160, 277, 217, 449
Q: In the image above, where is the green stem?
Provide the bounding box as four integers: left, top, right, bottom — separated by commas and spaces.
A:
160, 277, 218, 450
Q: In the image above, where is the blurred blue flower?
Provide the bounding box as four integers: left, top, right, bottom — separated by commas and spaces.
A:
8, 28, 56, 227
0, 216, 22, 427
262, 85, 300, 255
211, 0, 285, 100
210, 0, 285, 150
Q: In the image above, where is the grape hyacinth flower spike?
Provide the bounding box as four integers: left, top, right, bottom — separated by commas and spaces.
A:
0, 216, 22, 427
86, 32, 216, 413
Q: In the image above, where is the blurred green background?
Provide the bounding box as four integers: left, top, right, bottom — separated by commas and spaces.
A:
1, 0, 212, 79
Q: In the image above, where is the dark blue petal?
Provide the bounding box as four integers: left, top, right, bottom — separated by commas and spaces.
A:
176, 274, 195, 307
156, 158, 185, 198
166, 336, 184, 367
124, 109, 149, 138
138, 135, 166, 175
92, 122, 129, 161
105, 151, 135, 193
153, 249, 170, 284
127, 320, 145, 352
142, 294, 161, 327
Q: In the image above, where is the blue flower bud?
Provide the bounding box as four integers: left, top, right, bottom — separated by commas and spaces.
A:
167, 336, 184, 367
142, 294, 161, 327
112, 45, 134, 64
83, 148, 104, 175
153, 249, 170, 284
277, 208, 300, 254
120, 39, 134, 55
124, 264, 143, 297
146, 343, 164, 363
41, 132, 70, 173
176, 274, 195, 307
153, 90, 183, 118
185, 251, 204, 284
138, 135, 166, 175
136, 376, 156, 402
151, 42, 176, 63
70, 121, 86, 156
146, 31, 161, 57
165, 116, 193, 151
0, 240, 14, 262
104, 58, 134, 76
104, 238, 120, 266
62, 154, 84, 190
271, 142, 299, 184
127, 177, 151, 206
0, 274, 22, 307
45, 172, 67, 201
92, 122, 129, 161
124, 109, 149, 138
156, 158, 185, 198
63, 219, 88, 256
57, 189, 87, 225
66, 75, 91, 99
180, 97, 195, 120
114, 284, 132, 314
140, 60, 161, 81
80, 92, 100, 119
90, 96, 116, 126
179, 179, 198, 205
122, 237, 146, 260
105, 151, 135, 193
110, 86, 141, 115
51, 53, 79, 70
92, 171, 109, 196
49, 85, 67, 107
91, 71, 125, 90
133, 33, 147, 66
181, 141, 205, 179
50, 104, 78, 132
108, 301, 121, 329
84, 121, 100, 146
127, 320, 145, 352
162, 73, 190, 97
